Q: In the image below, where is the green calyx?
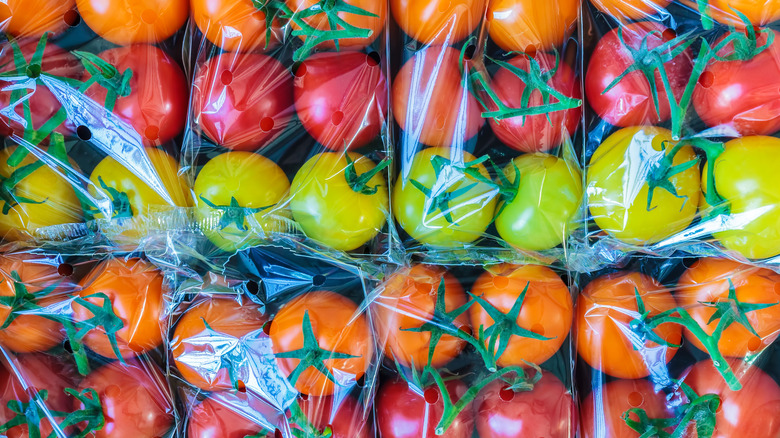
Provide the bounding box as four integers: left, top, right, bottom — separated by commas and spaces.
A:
623, 382, 720, 438
0, 271, 58, 329
344, 154, 391, 195
200, 196, 270, 232
0, 160, 48, 215
0, 387, 104, 438
72, 51, 132, 112
64, 292, 126, 375
98, 176, 134, 220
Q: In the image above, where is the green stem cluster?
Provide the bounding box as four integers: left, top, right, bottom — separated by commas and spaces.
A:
0, 387, 105, 438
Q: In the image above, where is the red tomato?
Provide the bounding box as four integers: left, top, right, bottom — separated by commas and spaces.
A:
376, 379, 474, 438
75, 360, 174, 438
487, 53, 581, 152
83, 44, 188, 146
580, 379, 674, 438
76, 0, 189, 45
193, 52, 293, 151
585, 22, 692, 127
474, 372, 575, 438
693, 29, 780, 136
294, 51, 388, 151
0, 353, 80, 438
487, 0, 580, 52
187, 395, 266, 438
683, 359, 780, 438
298, 395, 371, 438
0, 0, 76, 37
191, 0, 282, 53
392, 46, 484, 148
391, 0, 486, 45
287, 0, 387, 50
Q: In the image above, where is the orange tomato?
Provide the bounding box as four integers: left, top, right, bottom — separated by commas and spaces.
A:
589, 0, 672, 21
487, 0, 580, 52
191, 0, 282, 52
679, 0, 780, 27
391, 0, 486, 45
287, 0, 386, 50
76, 0, 188, 45
0, 0, 76, 37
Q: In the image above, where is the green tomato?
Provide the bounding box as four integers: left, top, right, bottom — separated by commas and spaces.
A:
495, 153, 582, 251
193, 152, 290, 252
289, 152, 389, 251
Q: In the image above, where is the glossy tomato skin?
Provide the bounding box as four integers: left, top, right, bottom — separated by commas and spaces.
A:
679, 0, 780, 27
580, 379, 674, 438
677, 258, 780, 357
391, 0, 486, 45
72, 258, 165, 359
294, 52, 388, 151
371, 265, 468, 369
75, 360, 174, 438
0, 354, 80, 438
589, 0, 672, 20
269, 291, 373, 396
488, 53, 581, 152
187, 395, 266, 438
683, 360, 780, 438
474, 373, 575, 438
0, 0, 76, 37
576, 272, 682, 380
586, 22, 692, 127
84, 44, 188, 146
376, 379, 473, 438
487, 0, 579, 52
392, 46, 484, 148
172, 295, 266, 391
694, 30, 780, 137
298, 395, 371, 438
76, 0, 188, 45
193, 52, 293, 151
469, 264, 573, 368
288, 0, 386, 49
192, 0, 281, 52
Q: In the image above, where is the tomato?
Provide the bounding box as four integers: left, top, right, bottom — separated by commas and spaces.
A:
289, 152, 388, 252
495, 153, 582, 251
0, 0, 76, 37
0, 254, 69, 353
193, 151, 291, 253
487, 53, 581, 153
0, 146, 83, 241
371, 265, 468, 369
587, 127, 700, 245
474, 372, 575, 438
192, 0, 282, 53
287, 0, 387, 50
589, 0, 671, 21
269, 290, 373, 396
76, 0, 188, 45
576, 271, 682, 379
693, 30, 780, 137
0, 353, 80, 438
469, 264, 573, 368
680, 0, 780, 27
84, 44, 189, 147
580, 379, 674, 438
72, 258, 165, 360
391, 0, 486, 45
293, 51, 388, 151
677, 258, 780, 357
298, 395, 371, 438
187, 394, 266, 438
392, 46, 484, 149
585, 22, 692, 127
193, 52, 293, 151
75, 360, 174, 438
683, 359, 780, 438
487, 0, 579, 52
376, 379, 473, 438
392, 147, 497, 247
171, 295, 267, 391
701, 136, 780, 259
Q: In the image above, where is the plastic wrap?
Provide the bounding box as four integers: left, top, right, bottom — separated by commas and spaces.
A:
389, 0, 584, 264
576, 256, 780, 437
579, 0, 780, 270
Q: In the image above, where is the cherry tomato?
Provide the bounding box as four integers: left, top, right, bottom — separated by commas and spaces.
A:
191, 0, 282, 52
76, 0, 188, 45
576, 271, 683, 379
392, 147, 497, 247
0, 0, 76, 37
585, 22, 692, 127
679, 0, 780, 27
677, 258, 780, 357
469, 264, 573, 368
72, 258, 165, 360
474, 372, 575, 438
587, 127, 700, 245
269, 290, 373, 396
0, 353, 80, 438
487, 0, 580, 52
84, 44, 189, 147
193, 151, 291, 253
371, 265, 468, 370
495, 153, 582, 251
297, 394, 371, 438
74, 360, 174, 438
193, 52, 293, 151
683, 359, 780, 438
391, 0, 486, 45
293, 51, 388, 151
487, 53, 581, 153
580, 379, 674, 438
392, 46, 484, 148
290, 152, 388, 251
187, 394, 267, 438
287, 0, 387, 50
171, 295, 267, 391
376, 378, 474, 438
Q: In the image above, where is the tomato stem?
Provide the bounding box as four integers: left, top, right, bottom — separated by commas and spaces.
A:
66, 292, 127, 370
0, 271, 59, 329
344, 154, 391, 195
644, 140, 699, 211
0, 160, 49, 215
622, 381, 720, 438
199, 196, 270, 232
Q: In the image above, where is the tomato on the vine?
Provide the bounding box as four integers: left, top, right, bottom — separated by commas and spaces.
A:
0, 0, 76, 38
589, 0, 672, 21
580, 379, 674, 438
487, 0, 579, 53
391, 0, 485, 45
76, 0, 188, 45
287, 0, 387, 51
191, 0, 282, 52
